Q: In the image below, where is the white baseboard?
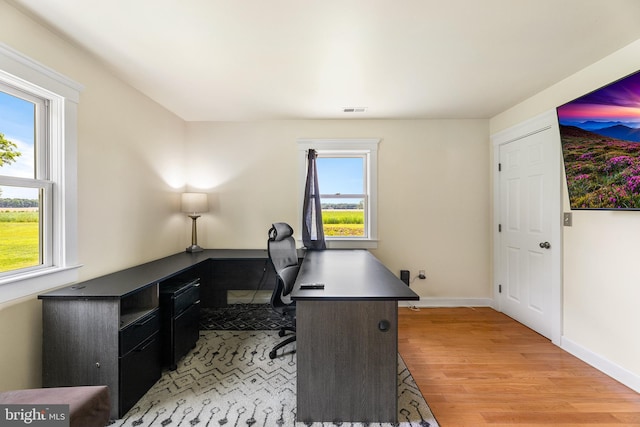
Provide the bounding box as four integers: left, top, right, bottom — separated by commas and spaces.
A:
561, 336, 640, 393
398, 297, 493, 308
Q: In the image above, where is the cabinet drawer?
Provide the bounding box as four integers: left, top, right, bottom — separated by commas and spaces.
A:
173, 301, 200, 363
173, 283, 200, 315
120, 309, 160, 357
119, 331, 161, 417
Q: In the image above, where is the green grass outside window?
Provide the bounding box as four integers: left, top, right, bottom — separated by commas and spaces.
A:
0, 211, 39, 272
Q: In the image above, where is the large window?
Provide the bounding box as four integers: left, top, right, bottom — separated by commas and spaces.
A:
298, 139, 379, 248
0, 84, 51, 276
316, 155, 367, 237
0, 43, 81, 302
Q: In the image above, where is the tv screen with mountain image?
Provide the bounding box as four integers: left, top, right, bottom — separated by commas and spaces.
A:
557, 70, 640, 210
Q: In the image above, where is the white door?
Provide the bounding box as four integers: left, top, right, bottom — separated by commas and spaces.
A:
497, 123, 560, 340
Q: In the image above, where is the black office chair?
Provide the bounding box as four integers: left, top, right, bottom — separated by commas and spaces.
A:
267, 222, 299, 359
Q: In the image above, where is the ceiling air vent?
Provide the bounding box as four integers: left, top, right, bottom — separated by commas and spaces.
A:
343, 107, 367, 113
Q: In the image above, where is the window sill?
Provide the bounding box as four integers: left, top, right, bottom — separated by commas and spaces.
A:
0, 265, 81, 304
319, 239, 379, 250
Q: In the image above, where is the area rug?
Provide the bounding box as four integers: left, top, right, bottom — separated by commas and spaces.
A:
199, 304, 291, 331
109, 330, 439, 427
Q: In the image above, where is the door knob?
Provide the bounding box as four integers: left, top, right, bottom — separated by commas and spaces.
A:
539, 242, 551, 249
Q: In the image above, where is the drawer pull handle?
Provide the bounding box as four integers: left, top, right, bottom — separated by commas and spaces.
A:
137, 338, 156, 352
134, 315, 156, 327
378, 319, 391, 332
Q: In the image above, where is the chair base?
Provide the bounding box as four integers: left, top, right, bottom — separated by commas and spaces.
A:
278, 326, 295, 337
269, 333, 296, 359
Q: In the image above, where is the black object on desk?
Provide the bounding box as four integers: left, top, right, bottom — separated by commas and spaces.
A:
299, 283, 324, 289
291, 249, 419, 424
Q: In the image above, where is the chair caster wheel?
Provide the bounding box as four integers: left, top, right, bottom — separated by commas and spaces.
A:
269, 350, 277, 359
278, 329, 286, 337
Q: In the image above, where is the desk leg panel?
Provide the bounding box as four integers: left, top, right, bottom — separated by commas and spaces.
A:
296, 300, 397, 423
42, 299, 120, 418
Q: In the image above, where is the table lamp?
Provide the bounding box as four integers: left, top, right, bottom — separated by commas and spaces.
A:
181, 192, 209, 252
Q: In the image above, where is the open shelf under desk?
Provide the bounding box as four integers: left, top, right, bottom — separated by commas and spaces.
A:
119, 307, 158, 329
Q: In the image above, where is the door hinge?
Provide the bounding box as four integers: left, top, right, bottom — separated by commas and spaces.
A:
498, 163, 502, 171
499, 284, 502, 293
498, 224, 502, 232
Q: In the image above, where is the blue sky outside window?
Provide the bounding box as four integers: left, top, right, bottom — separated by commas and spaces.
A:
316, 156, 364, 206
0, 90, 36, 197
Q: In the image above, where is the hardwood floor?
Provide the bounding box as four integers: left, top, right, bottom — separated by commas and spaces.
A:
398, 307, 640, 426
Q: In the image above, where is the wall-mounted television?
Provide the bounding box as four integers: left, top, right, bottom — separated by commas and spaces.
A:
557, 70, 640, 210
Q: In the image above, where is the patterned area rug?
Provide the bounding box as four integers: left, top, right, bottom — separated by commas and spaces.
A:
109, 330, 439, 427
200, 304, 291, 331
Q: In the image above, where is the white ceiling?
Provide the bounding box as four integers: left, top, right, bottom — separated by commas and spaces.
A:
10, 0, 640, 121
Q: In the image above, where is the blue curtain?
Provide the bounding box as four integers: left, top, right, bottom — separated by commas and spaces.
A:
302, 149, 326, 250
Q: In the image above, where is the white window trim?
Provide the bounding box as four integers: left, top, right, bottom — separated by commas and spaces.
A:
297, 138, 379, 249
0, 43, 83, 303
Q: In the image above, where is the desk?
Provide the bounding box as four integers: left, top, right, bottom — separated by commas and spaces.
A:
291, 249, 419, 423
38, 249, 278, 418
39, 249, 278, 307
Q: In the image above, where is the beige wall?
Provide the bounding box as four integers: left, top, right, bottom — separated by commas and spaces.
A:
0, 295, 42, 390
490, 39, 640, 379
186, 120, 491, 299
0, 1, 186, 390
0, 0, 492, 391
15, 0, 637, 394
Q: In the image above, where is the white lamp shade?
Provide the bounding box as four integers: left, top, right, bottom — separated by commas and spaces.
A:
181, 192, 209, 214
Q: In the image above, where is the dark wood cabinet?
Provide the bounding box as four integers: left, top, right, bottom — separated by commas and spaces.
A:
41, 284, 161, 419
39, 249, 294, 419
159, 278, 200, 370
119, 322, 162, 415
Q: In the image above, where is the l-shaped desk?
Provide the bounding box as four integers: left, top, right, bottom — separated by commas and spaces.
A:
39, 248, 418, 423
38, 250, 280, 418
292, 249, 419, 424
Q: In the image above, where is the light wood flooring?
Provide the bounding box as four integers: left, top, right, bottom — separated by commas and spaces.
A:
398, 307, 640, 426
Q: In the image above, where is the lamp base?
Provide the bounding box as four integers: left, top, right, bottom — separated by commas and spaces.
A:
185, 244, 204, 253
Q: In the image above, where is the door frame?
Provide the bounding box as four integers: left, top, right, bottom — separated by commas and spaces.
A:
491, 110, 563, 346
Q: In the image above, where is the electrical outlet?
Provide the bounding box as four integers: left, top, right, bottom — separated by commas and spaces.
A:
418, 270, 426, 279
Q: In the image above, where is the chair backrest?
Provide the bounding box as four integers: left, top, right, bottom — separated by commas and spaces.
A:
268, 222, 299, 299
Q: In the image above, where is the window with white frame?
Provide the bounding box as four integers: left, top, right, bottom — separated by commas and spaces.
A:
298, 139, 379, 248
0, 43, 81, 302
0, 83, 52, 276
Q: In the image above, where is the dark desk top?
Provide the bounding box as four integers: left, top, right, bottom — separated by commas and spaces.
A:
291, 249, 419, 301
38, 249, 270, 299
